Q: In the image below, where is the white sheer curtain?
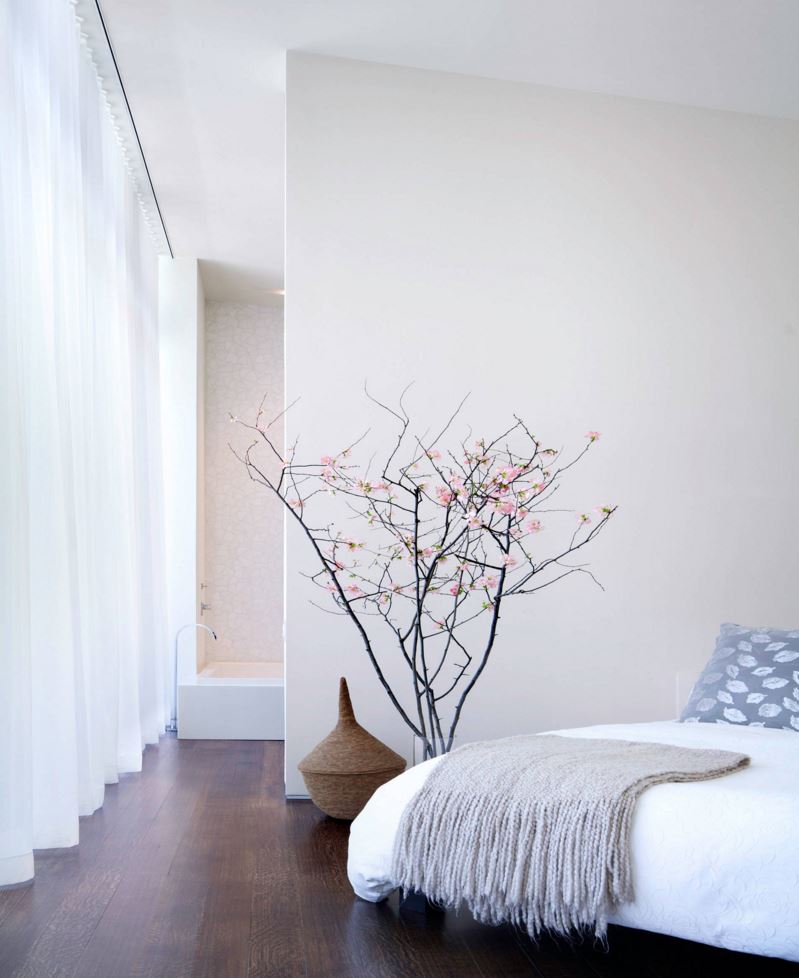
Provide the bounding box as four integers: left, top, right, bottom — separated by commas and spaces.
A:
0, 0, 169, 885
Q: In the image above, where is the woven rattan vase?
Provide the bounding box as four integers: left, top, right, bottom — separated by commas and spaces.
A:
298, 677, 406, 820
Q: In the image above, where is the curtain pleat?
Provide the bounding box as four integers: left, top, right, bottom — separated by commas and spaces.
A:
0, 0, 169, 884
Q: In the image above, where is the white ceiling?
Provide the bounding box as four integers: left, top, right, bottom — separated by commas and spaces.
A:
101, 0, 799, 305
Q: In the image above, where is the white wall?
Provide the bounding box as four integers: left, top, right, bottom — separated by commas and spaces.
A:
159, 257, 206, 702
196, 271, 207, 669
204, 301, 284, 663
284, 53, 799, 795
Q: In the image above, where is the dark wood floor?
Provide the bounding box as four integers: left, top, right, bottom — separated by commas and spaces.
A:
0, 737, 795, 978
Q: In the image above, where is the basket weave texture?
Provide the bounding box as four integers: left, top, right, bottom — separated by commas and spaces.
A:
298, 677, 406, 819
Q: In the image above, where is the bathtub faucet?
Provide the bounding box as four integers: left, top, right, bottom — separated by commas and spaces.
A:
167, 623, 218, 733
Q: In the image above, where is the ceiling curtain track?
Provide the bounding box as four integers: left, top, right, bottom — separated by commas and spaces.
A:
70, 0, 173, 256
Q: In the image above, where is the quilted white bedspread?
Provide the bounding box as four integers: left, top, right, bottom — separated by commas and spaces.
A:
348, 720, 799, 962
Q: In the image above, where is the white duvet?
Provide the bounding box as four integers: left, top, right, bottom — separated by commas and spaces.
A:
348, 720, 799, 962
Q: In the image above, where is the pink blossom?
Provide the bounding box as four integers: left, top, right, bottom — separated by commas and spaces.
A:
436, 486, 455, 505
375, 481, 390, 491
525, 519, 543, 533
594, 504, 615, 516
485, 575, 499, 589
346, 584, 364, 597
518, 508, 529, 519
324, 582, 337, 593
578, 513, 592, 525
288, 498, 302, 508
426, 448, 442, 461
586, 431, 601, 442
493, 465, 523, 484
391, 582, 404, 593
449, 584, 461, 596
320, 455, 336, 465
503, 555, 518, 568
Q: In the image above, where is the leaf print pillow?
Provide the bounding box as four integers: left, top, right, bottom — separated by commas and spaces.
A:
681, 623, 799, 732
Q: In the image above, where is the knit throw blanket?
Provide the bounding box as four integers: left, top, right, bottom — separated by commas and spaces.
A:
391, 734, 749, 939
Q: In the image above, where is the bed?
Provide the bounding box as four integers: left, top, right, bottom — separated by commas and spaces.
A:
348, 719, 799, 963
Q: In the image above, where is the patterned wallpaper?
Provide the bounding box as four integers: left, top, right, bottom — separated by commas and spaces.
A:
204, 301, 284, 663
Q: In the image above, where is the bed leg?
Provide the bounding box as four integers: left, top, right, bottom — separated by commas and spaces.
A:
399, 890, 442, 915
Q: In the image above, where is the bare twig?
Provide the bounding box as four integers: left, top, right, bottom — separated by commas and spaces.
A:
231, 391, 615, 756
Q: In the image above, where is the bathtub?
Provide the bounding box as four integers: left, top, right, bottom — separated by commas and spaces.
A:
178, 659, 284, 740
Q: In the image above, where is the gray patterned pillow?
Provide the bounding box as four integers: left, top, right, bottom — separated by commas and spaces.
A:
681, 622, 799, 731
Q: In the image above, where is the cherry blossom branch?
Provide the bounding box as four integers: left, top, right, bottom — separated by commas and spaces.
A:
231, 398, 614, 757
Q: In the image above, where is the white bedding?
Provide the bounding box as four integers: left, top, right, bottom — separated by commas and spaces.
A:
348, 720, 799, 962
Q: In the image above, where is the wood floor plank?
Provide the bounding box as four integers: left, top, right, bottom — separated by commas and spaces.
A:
1, 736, 795, 978
518, 934, 605, 978
188, 756, 260, 978
246, 826, 308, 978
460, 921, 546, 977
1, 742, 180, 978
132, 741, 239, 978
0, 799, 116, 976
76, 762, 208, 978
397, 908, 491, 977
246, 774, 310, 978
289, 803, 381, 978
9, 868, 123, 978
345, 890, 438, 978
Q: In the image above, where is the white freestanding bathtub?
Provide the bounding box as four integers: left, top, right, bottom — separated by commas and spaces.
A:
178, 660, 284, 740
